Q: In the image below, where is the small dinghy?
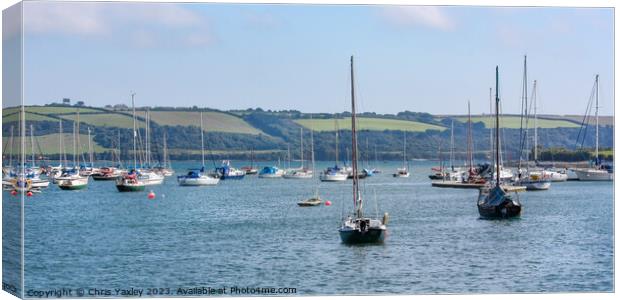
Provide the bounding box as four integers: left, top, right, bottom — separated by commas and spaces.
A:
297, 197, 322, 207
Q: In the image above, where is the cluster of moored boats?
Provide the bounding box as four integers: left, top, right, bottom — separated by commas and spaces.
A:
2, 57, 613, 244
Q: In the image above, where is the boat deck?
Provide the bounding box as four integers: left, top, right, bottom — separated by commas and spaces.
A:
431, 181, 485, 189
431, 181, 527, 192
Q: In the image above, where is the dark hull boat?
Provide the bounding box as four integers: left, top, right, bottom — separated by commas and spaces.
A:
477, 66, 522, 219
338, 56, 388, 245
477, 186, 521, 219
339, 218, 386, 244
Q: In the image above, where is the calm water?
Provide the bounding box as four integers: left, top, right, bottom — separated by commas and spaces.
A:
5, 160, 614, 295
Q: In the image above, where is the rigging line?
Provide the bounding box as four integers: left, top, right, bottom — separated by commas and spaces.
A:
518, 55, 528, 167
576, 80, 596, 148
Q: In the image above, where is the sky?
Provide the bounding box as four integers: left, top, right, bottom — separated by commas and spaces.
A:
6, 1, 615, 115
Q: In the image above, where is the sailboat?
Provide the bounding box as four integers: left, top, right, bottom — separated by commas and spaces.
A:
178, 112, 220, 186
4, 106, 37, 193
519, 79, 552, 190
92, 129, 123, 180
152, 131, 175, 176
116, 93, 147, 192
574, 75, 613, 181
339, 56, 388, 244
283, 128, 313, 179
477, 66, 522, 219
513, 57, 551, 191
531, 83, 567, 183
78, 127, 99, 177
137, 109, 164, 185
320, 120, 348, 182
298, 118, 322, 206
58, 108, 89, 190
241, 147, 259, 175
393, 132, 410, 177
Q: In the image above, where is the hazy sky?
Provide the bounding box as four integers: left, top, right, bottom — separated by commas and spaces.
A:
14, 1, 615, 115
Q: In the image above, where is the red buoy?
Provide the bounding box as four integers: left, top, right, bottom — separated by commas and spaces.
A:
325, 200, 332, 206
147, 191, 156, 199
26, 191, 33, 197
10, 190, 17, 196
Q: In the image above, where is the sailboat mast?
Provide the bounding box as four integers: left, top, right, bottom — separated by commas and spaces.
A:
72, 121, 76, 167
131, 93, 137, 170
533, 80, 538, 161
300, 128, 304, 168
450, 120, 454, 169
163, 131, 168, 168
30, 124, 35, 168
146, 108, 150, 167
595, 74, 599, 162
403, 132, 407, 168
117, 129, 121, 167
489, 87, 493, 161
76, 108, 81, 167
350, 56, 361, 218
88, 127, 93, 167
310, 115, 315, 175
9, 126, 13, 168
495, 66, 501, 187
200, 112, 205, 167
467, 101, 473, 170
334, 119, 339, 166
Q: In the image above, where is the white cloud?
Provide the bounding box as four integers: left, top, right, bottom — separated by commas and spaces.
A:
380, 6, 455, 31
22, 1, 213, 47
24, 2, 108, 35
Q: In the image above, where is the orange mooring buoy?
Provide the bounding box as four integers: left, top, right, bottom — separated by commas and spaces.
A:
147, 191, 156, 199
10, 190, 17, 196
325, 200, 332, 206
26, 191, 33, 197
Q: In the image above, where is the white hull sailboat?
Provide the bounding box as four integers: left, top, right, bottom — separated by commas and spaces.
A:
574, 168, 613, 181
283, 128, 313, 179
393, 132, 410, 178
320, 171, 348, 182
58, 110, 89, 191
177, 112, 220, 186
575, 75, 613, 182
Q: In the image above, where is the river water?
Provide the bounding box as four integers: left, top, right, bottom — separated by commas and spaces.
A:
4, 160, 613, 295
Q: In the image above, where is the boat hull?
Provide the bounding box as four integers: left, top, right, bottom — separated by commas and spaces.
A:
220, 174, 245, 180
58, 183, 88, 190
57, 177, 88, 190
523, 181, 551, 190
297, 198, 322, 206
339, 228, 386, 244
258, 174, 283, 179
574, 169, 613, 181
116, 184, 146, 192
92, 175, 120, 181
319, 173, 347, 182
178, 177, 220, 186
283, 173, 313, 179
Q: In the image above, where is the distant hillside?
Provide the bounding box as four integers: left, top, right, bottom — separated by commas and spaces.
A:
2, 105, 613, 162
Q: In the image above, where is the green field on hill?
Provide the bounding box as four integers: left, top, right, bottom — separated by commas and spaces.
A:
3, 133, 111, 155
146, 111, 263, 134
294, 117, 446, 132
60, 113, 145, 128
3, 112, 58, 123
454, 116, 580, 129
